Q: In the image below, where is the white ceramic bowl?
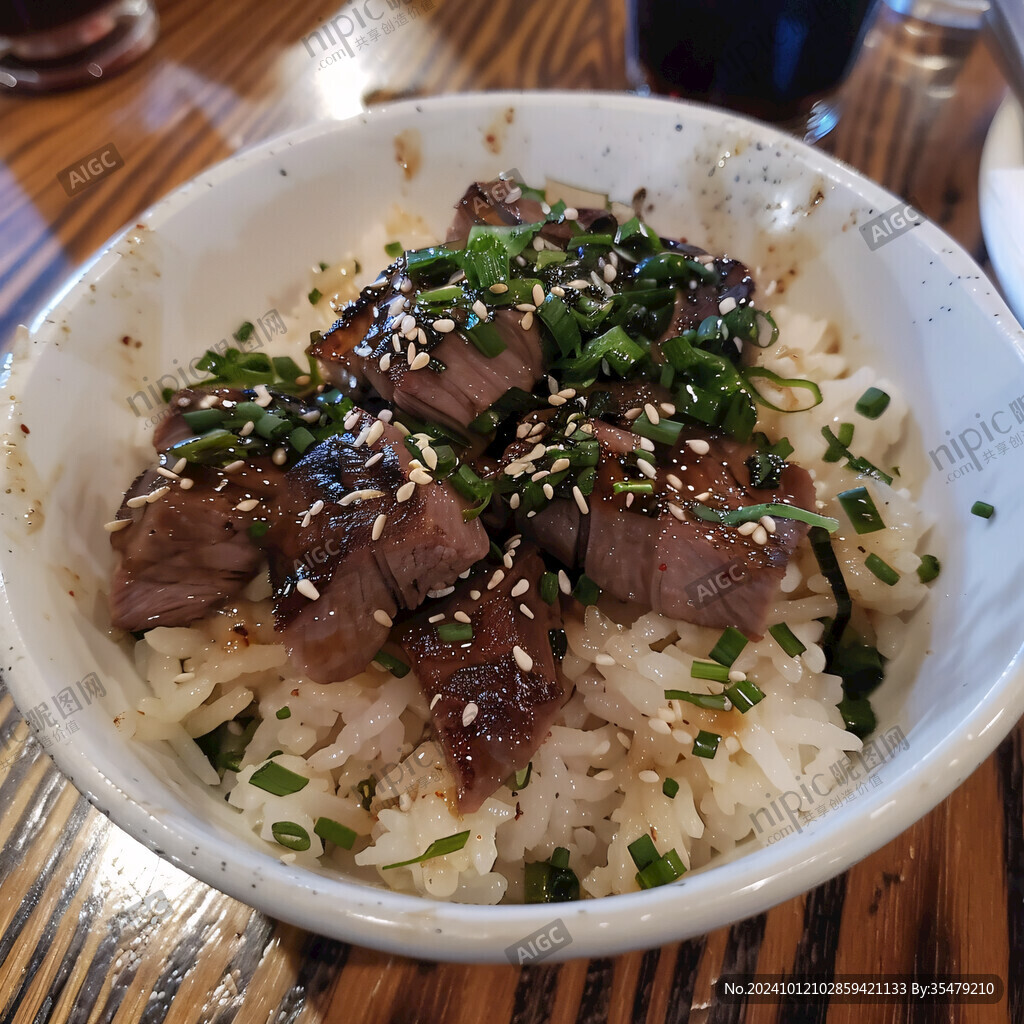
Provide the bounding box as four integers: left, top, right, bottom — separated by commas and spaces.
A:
2, 92, 1023, 963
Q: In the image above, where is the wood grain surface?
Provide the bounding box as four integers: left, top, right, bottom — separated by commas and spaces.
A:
0, 1, 1016, 1021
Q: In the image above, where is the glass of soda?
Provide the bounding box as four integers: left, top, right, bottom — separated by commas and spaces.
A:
627, 0, 881, 143
0, 0, 158, 92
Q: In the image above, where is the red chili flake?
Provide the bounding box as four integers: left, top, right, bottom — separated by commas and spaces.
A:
290, 688, 300, 697
658, 563, 667, 572
19, 424, 29, 434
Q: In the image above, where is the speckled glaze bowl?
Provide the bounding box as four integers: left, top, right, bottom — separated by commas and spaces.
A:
1, 92, 1023, 962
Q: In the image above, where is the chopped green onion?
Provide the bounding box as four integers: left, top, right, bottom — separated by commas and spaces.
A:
464, 319, 507, 358
831, 642, 886, 698
525, 855, 580, 903
627, 834, 659, 870
837, 695, 876, 740
865, 553, 900, 586
318, 261, 329, 271
536, 294, 582, 357
288, 426, 316, 455
689, 502, 840, 533
248, 521, 270, 540
692, 730, 721, 759
384, 240, 403, 259
308, 288, 322, 305
437, 622, 473, 643
572, 574, 601, 606
314, 816, 357, 850
250, 762, 309, 796
275, 707, 291, 720
971, 501, 994, 519
635, 848, 686, 889
382, 830, 470, 870
724, 678, 765, 713
768, 623, 806, 657
181, 408, 227, 432
690, 661, 730, 683
271, 821, 311, 852
548, 628, 568, 660
535, 250, 567, 268
373, 649, 410, 678
664, 689, 729, 710
838, 486, 885, 535
916, 554, 941, 583
820, 426, 893, 484
855, 387, 890, 419
709, 626, 748, 667
612, 480, 654, 495
233, 321, 255, 343
662, 777, 680, 799
631, 414, 685, 447
418, 284, 464, 304
634, 251, 718, 285
743, 367, 823, 412
560, 325, 644, 379
512, 763, 532, 790
356, 777, 376, 811
539, 571, 559, 605
808, 526, 852, 666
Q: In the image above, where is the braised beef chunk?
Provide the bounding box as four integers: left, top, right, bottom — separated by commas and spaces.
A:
311, 256, 545, 435
109, 460, 280, 631
505, 416, 815, 638
266, 409, 488, 684
399, 545, 567, 814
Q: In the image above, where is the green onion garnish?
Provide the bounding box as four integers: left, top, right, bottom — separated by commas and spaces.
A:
525, 853, 580, 903
384, 240, 403, 259
768, 623, 806, 657
855, 387, 890, 419
837, 695, 876, 740
916, 554, 941, 583
549, 628, 568, 660
635, 848, 686, 890
308, 288, 322, 305
314, 816, 357, 850
275, 707, 291, 720
664, 689, 729, 710
690, 661, 730, 683
372, 649, 410, 677
233, 321, 255, 343
689, 502, 840, 533
627, 834, 659, 870
692, 730, 721, 759
512, 763, 532, 790
744, 367, 823, 412
382, 830, 470, 870
819, 426, 893, 484
612, 480, 654, 495
662, 777, 680, 799
709, 626, 748, 667
181, 408, 227, 432
572, 574, 601, 606
838, 486, 885, 535
249, 762, 309, 796
248, 521, 270, 540
865, 553, 900, 585
271, 821, 311, 852
724, 678, 765, 713
539, 571, 559, 605
437, 622, 473, 643
356, 777, 376, 811
831, 642, 886, 698
971, 501, 994, 519
808, 526, 852, 665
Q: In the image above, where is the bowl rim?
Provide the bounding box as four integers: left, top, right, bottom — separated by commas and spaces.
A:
3, 88, 1024, 963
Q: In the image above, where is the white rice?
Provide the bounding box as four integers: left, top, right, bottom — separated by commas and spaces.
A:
122, 302, 932, 903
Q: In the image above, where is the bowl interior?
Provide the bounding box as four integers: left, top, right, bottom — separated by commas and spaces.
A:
2, 92, 1023, 961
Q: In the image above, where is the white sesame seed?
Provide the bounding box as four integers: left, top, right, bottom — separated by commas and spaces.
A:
550, 457, 572, 474
638, 460, 657, 480
542, 482, 554, 499
488, 569, 505, 590
517, 603, 534, 620
728, 669, 747, 682
531, 235, 546, 251
430, 693, 442, 710
344, 410, 362, 431
396, 481, 416, 503
503, 553, 514, 569
400, 314, 416, 335
649, 718, 672, 735
297, 579, 320, 601
617, 731, 632, 749
515, 423, 531, 439
505, 185, 523, 203
550, 285, 566, 297
603, 263, 617, 282
409, 468, 433, 486
558, 570, 572, 594
572, 485, 589, 515
146, 486, 170, 503
363, 421, 384, 448
427, 585, 455, 598
392, 335, 402, 353
548, 394, 567, 406
508, 491, 521, 511
171, 458, 187, 475
300, 512, 312, 529
453, 610, 471, 624
625, 493, 635, 508
686, 439, 711, 455
667, 502, 686, 521
760, 515, 777, 534
666, 473, 683, 491
737, 521, 759, 535
416, 328, 427, 346
433, 318, 455, 333
218, 460, 243, 475
752, 525, 769, 545
409, 351, 431, 371
365, 451, 384, 468
567, 279, 590, 289
429, 613, 445, 623
719, 296, 737, 315
235, 498, 260, 512
104, 519, 131, 532
638, 437, 655, 452
513, 646, 534, 672
695, 491, 711, 501
462, 702, 479, 727
373, 609, 393, 627
515, 302, 536, 313
520, 311, 535, 330
639, 769, 660, 783
644, 403, 660, 425
594, 769, 615, 782
352, 425, 371, 447
339, 488, 385, 505
179, 478, 194, 490
252, 385, 271, 408
156, 466, 181, 480
379, 352, 392, 372
595, 653, 615, 666
469, 589, 482, 601
371, 513, 387, 540
308, 499, 324, 516
532, 283, 545, 306
562, 206, 579, 220
418, 447, 437, 472
624, 407, 643, 421
488, 283, 508, 294
510, 578, 530, 598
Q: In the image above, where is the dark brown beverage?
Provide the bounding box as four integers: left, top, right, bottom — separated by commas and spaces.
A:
0, 0, 116, 36
628, 0, 879, 124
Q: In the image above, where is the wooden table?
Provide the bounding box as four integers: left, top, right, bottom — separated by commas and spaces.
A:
0, 2, 1015, 1020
